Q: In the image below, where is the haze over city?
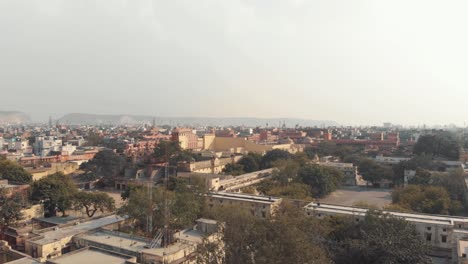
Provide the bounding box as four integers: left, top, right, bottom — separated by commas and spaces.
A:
2, 0, 468, 125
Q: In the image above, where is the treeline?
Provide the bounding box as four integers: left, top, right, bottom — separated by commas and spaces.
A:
198, 202, 430, 264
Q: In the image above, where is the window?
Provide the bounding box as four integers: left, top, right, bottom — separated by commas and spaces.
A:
262, 211, 266, 218
427, 227, 431, 231
463, 253, 467, 258
441, 235, 447, 243
426, 234, 432, 242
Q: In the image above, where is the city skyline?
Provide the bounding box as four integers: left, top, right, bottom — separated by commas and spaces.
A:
2, 0, 468, 126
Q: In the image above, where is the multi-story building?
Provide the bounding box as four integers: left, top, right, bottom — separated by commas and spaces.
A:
172, 128, 200, 150
206, 192, 282, 219
33, 136, 63, 157
7, 137, 29, 152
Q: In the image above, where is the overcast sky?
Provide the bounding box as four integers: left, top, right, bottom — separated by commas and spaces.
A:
1, 0, 467, 126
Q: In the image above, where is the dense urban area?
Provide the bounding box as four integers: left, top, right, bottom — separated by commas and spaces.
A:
1, 117, 468, 264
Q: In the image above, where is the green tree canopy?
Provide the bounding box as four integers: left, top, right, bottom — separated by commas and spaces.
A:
413, 133, 460, 160
201, 202, 330, 264
237, 155, 260, 173
222, 163, 245, 176
326, 211, 430, 264
0, 189, 24, 227
119, 176, 206, 234
391, 185, 452, 214
153, 141, 182, 162
73, 191, 115, 217
298, 164, 343, 198
260, 149, 291, 169
80, 149, 126, 179
358, 158, 395, 185
0, 158, 32, 184
31, 173, 78, 217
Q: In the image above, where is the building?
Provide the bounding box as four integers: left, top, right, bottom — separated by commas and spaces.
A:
44, 247, 137, 264
206, 192, 282, 219
177, 156, 242, 174
7, 138, 29, 152
203, 134, 302, 155
0, 241, 39, 264
33, 136, 63, 157
172, 129, 200, 150
317, 162, 358, 186
72, 219, 221, 264
24, 215, 126, 262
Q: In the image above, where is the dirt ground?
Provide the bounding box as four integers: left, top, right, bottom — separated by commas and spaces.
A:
320, 186, 392, 208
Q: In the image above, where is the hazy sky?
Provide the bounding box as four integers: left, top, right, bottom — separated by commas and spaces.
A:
1, 0, 468, 126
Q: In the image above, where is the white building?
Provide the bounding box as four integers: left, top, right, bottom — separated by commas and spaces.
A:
33, 136, 63, 157
60, 143, 76, 156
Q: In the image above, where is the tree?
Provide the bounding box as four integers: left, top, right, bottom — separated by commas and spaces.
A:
237, 155, 259, 173
431, 169, 466, 202
222, 163, 245, 176
272, 159, 300, 185
260, 149, 291, 169
74, 192, 115, 217
31, 173, 78, 217
80, 149, 125, 181
413, 133, 460, 160
119, 176, 206, 234
358, 158, 394, 186
327, 211, 430, 264
153, 141, 182, 162
0, 189, 24, 227
391, 185, 452, 214
0, 158, 32, 184
196, 230, 225, 264
298, 164, 343, 198
205, 202, 330, 264
408, 169, 432, 185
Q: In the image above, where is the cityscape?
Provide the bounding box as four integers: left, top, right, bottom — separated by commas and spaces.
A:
2, 1, 468, 264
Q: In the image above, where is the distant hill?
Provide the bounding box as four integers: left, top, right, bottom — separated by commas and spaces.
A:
58, 113, 339, 127
0, 111, 31, 124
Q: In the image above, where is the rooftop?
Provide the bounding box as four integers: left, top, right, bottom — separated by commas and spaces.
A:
208, 192, 281, 204
46, 247, 134, 264
28, 215, 126, 245
305, 203, 468, 226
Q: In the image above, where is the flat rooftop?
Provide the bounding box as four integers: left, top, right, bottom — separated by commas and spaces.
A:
46, 247, 132, 264
28, 215, 126, 245
208, 192, 281, 204
80, 228, 207, 258
305, 203, 468, 226
35, 216, 79, 226
77, 230, 148, 254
